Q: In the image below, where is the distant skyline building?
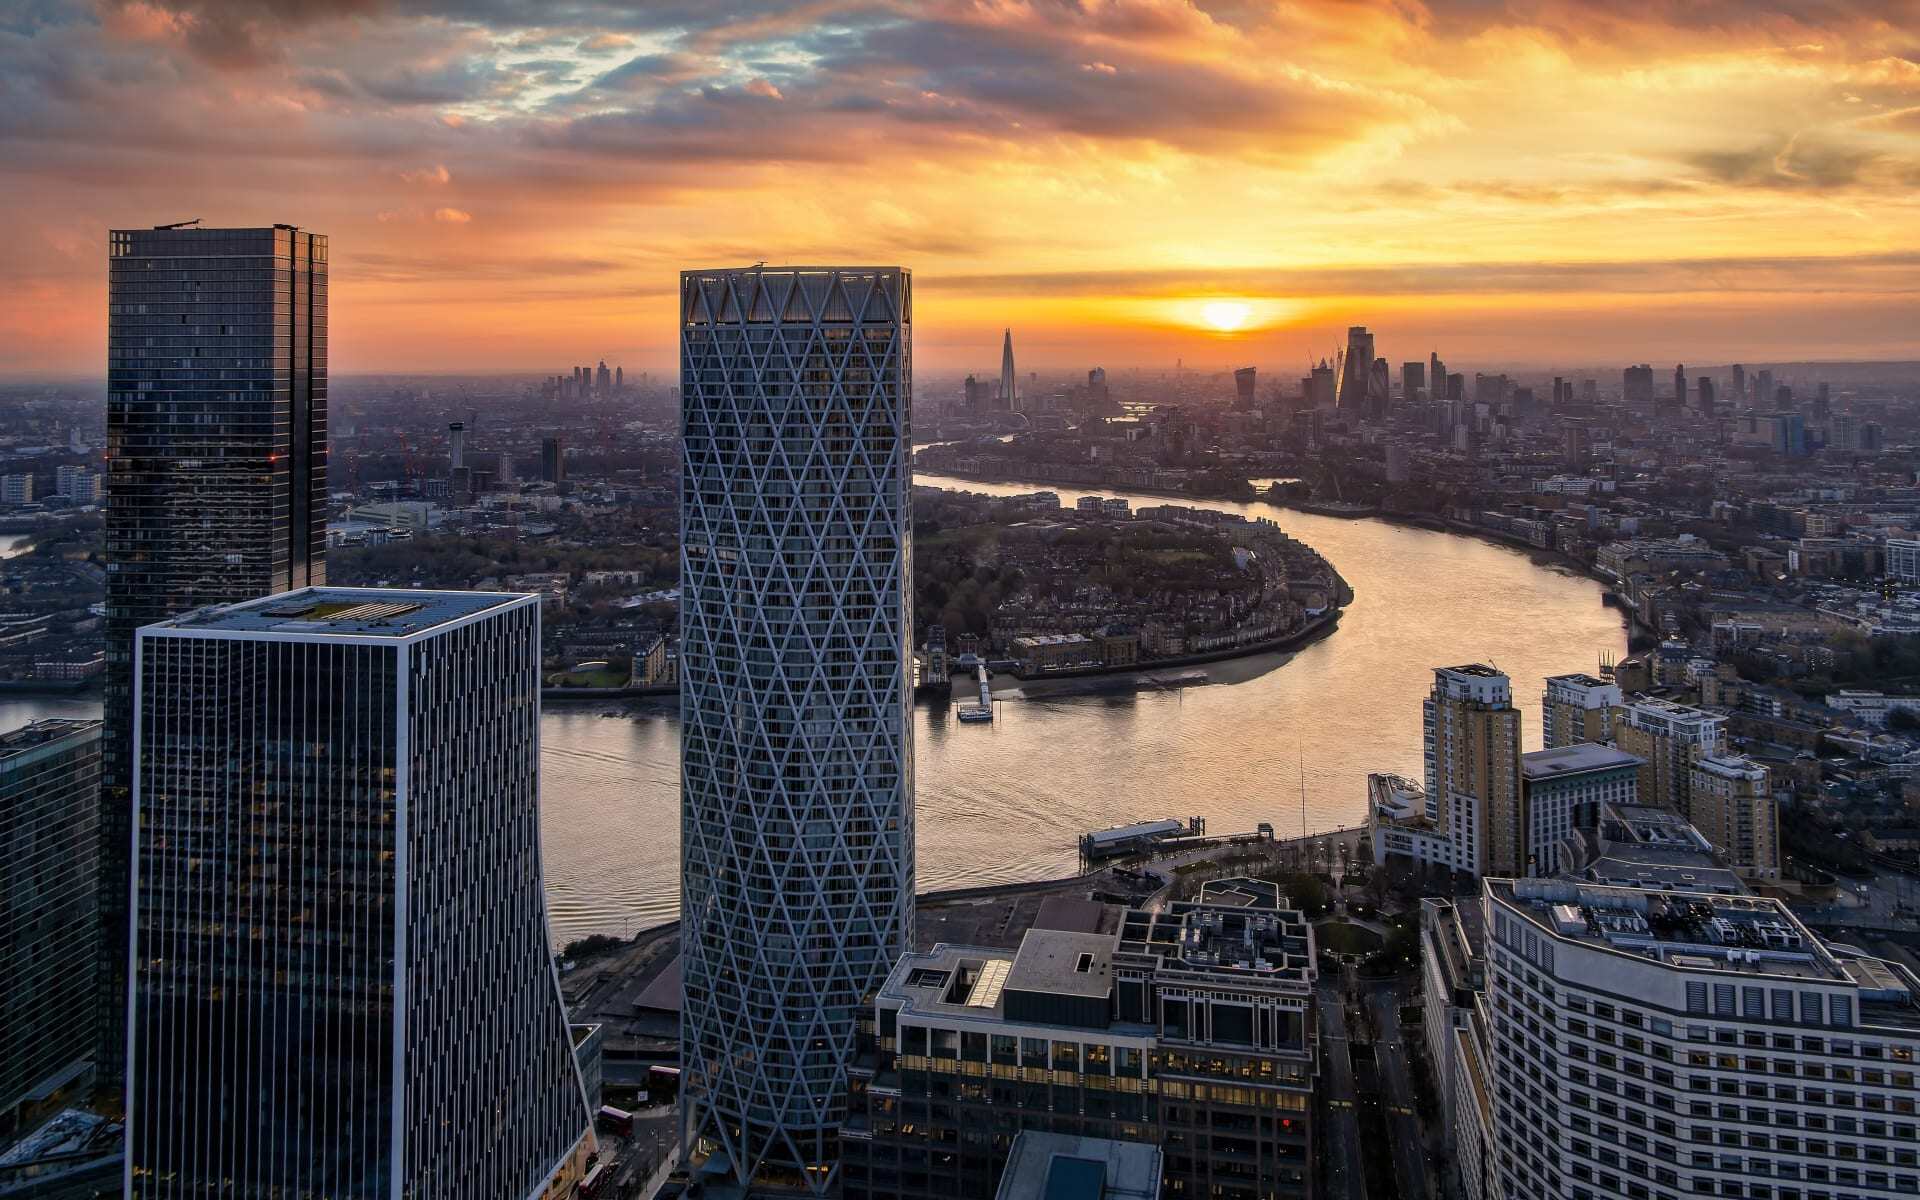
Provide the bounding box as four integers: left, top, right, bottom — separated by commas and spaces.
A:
1402, 359, 1426, 402
1672, 363, 1686, 410
678, 266, 915, 1190
103, 222, 329, 1077
1233, 365, 1257, 411
1696, 374, 1715, 413
615, 364, 624, 390
449, 420, 466, 471
1730, 362, 1746, 402
596, 359, 611, 395
1, 718, 103, 1125
1336, 325, 1374, 413
1622, 363, 1655, 406
541, 435, 566, 483
129, 588, 592, 1198
999, 327, 1017, 413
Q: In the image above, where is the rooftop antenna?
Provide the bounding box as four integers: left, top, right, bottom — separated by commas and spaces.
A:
154, 218, 202, 230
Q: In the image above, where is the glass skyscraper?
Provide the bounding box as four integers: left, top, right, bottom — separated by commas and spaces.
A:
129, 588, 591, 1198
101, 224, 328, 1077
678, 266, 916, 1191
1, 718, 103, 1124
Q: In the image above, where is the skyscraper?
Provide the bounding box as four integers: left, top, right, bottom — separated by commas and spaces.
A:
1622, 363, 1655, 407
999, 327, 1017, 413
1423, 664, 1522, 876
1672, 362, 1686, 411
1368, 356, 1391, 419
1402, 360, 1426, 403
596, 359, 612, 396
1696, 374, 1716, 413
1730, 362, 1746, 403
2, 718, 103, 1122
102, 223, 328, 1077
1233, 365, 1257, 410
678, 267, 915, 1190
541, 435, 566, 483
129, 588, 592, 1198
1336, 325, 1374, 412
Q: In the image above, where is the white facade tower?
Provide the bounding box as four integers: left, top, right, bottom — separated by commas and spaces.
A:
678, 267, 916, 1191
128, 588, 593, 1199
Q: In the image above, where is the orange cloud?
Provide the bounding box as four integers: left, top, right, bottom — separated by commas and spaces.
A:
0, 0, 1915, 374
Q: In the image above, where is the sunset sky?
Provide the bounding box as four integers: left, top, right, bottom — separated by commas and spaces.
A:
3, 1, 1919, 376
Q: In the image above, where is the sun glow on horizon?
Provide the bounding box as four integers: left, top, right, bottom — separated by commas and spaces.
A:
1200, 300, 1253, 332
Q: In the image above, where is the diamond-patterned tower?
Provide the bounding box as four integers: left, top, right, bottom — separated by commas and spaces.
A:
678, 266, 916, 1191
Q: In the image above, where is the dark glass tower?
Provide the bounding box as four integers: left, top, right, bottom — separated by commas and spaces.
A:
100, 224, 328, 1080
129, 588, 591, 1198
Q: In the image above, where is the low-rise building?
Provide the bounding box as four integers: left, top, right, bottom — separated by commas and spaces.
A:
845, 881, 1317, 1200
1520, 744, 1644, 876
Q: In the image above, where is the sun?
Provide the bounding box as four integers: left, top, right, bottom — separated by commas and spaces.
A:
1200, 300, 1252, 332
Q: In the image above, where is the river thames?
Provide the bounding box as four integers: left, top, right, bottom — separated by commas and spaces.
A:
0, 479, 1625, 945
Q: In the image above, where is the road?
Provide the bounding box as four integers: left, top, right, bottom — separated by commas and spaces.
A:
1367, 981, 1431, 1200
1317, 979, 1367, 1200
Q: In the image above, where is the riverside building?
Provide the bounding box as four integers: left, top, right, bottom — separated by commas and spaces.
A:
843, 881, 1317, 1200
1480, 878, 1920, 1200
128, 588, 592, 1198
1543, 673, 1623, 749
1425, 664, 1524, 875
102, 223, 329, 1073
1615, 697, 1728, 823
678, 266, 915, 1191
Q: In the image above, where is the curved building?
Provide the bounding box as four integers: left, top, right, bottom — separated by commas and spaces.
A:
678, 266, 916, 1191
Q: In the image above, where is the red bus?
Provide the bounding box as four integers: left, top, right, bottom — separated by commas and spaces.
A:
578, 1162, 608, 1198
596, 1105, 634, 1136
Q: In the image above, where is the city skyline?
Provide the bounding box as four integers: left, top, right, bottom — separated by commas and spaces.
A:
4, 3, 1920, 374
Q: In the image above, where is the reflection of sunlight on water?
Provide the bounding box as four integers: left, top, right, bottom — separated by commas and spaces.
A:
534, 480, 1629, 942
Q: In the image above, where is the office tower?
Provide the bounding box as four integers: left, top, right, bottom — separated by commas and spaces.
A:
1446, 372, 1466, 407
1429, 351, 1444, 400
1424, 664, 1523, 876
1518, 744, 1642, 875
1308, 359, 1335, 408
964, 374, 992, 413
1468, 878, 1920, 1200
678, 266, 915, 1190
1622, 363, 1654, 406
1613, 697, 1726, 822
103, 223, 327, 1078
2, 718, 103, 1124
1673, 363, 1686, 410
1403, 360, 1427, 402
1552, 375, 1565, 407
1542, 672, 1621, 748
1368, 357, 1391, 418
541, 435, 566, 483
999, 328, 1017, 412
1696, 375, 1715, 414
1233, 365, 1257, 411
1336, 326, 1374, 411
129, 588, 592, 1198
596, 359, 612, 396
1730, 362, 1746, 402
845, 880, 1317, 1200
448, 421, 466, 470
1581, 377, 1598, 403
1688, 753, 1779, 879
497, 450, 516, 484
615, 365, 624, 391
1086, 366, 1111, 413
